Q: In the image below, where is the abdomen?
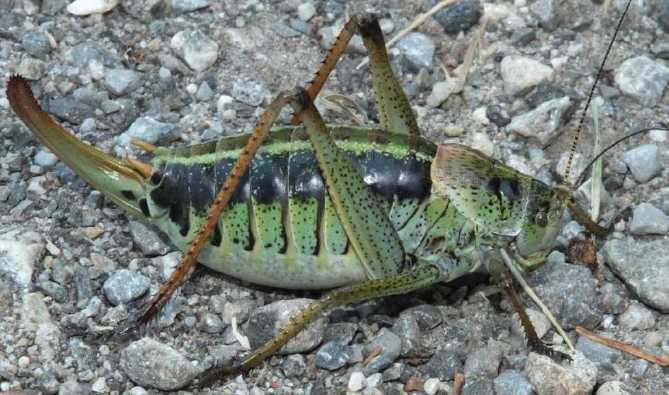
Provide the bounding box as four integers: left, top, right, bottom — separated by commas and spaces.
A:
142, 126, 469, 289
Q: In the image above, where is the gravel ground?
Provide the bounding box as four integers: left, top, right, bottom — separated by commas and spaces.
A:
1, 0, 669, 394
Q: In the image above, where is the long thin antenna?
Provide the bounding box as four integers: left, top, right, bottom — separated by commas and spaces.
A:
562, 0, 632, 187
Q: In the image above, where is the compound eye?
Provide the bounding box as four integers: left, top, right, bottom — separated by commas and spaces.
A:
535, 210, 548, 226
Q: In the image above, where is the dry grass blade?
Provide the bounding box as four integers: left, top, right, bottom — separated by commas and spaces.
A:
576, 326, 669, 367
452, 16, 488, 94
590, 98, 603, 221
355, 0, 458, 70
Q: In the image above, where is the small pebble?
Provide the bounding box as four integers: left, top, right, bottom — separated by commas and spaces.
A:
170, 30, 219, 72
348, 371, 366, 392
623, 144, 660, 183
297, 2, 316, 21
104, 68, 142, 96
500, 56, 554, 96
102, 269, 150, 305
629, 202, 669, 235
618, 302, 656, 330
396, 32, 435, 71
615, 56, 669, 106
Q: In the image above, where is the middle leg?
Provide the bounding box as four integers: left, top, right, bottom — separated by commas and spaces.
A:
291, 15, 419, 136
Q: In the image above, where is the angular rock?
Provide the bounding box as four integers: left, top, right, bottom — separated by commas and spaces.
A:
618, 302, 656, 330
21, 31, 52, 58
170, 30, 219, 72
120, 338, 196, 390
420, 349, 463, 381
527, 258, 602, 328
118, 117, 177, 146
315, 341, 352, 371
66, 41, 117, 68
363, 328, 402, 374
525, 353, 597, 395
576, 336, 621, 365
500, 56, 554, 96
428, 0, 482, 35
596, 381, 631, 395
623, 144, 660, 183
604, 238, 669, 313
103, 269, 150, 305
396, 32, 435, 70
232, 80, 270, 107
507, 96, 571, 145
463, 342, 503, 379
511, 308, 551, 340
615, 56, 669, 106
247, 298, 324, 354
104, 68, 142, 96
493, 370, 534, 395
281, 354, 306, 377
169, 0, 209, 14
0, 228, 44, 289
629, 202, 669, 235
129, 221, 171, 256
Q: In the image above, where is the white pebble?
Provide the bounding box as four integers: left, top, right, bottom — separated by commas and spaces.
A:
423, 378, 442, 395
297, 2, 316, 21
348, 371, 366, 392
67, 0, 119, 15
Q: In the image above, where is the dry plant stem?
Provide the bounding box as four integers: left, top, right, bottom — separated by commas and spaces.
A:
355, 0, 458, 70
500, 249, 576, 352
450, 373, 465, 395
453, 16, 488, 93
575, 326, 669, 367
591, 99, 602, 221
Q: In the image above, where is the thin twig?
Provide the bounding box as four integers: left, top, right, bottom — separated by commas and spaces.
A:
450, 372, 465, 395
576, 326, 669, 367
500, 249, 575, 352
355, 0, 458, 70
452, 16, 488, 93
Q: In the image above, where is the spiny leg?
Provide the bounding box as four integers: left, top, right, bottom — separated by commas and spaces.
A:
291, 15, 419, 136
500, 270, 559, 357
132, 91, 294, 327
197, 264, 441, 386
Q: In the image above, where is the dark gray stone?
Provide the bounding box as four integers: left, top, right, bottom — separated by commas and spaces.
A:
604, 238, 669, 313
427, 0, 482, 35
